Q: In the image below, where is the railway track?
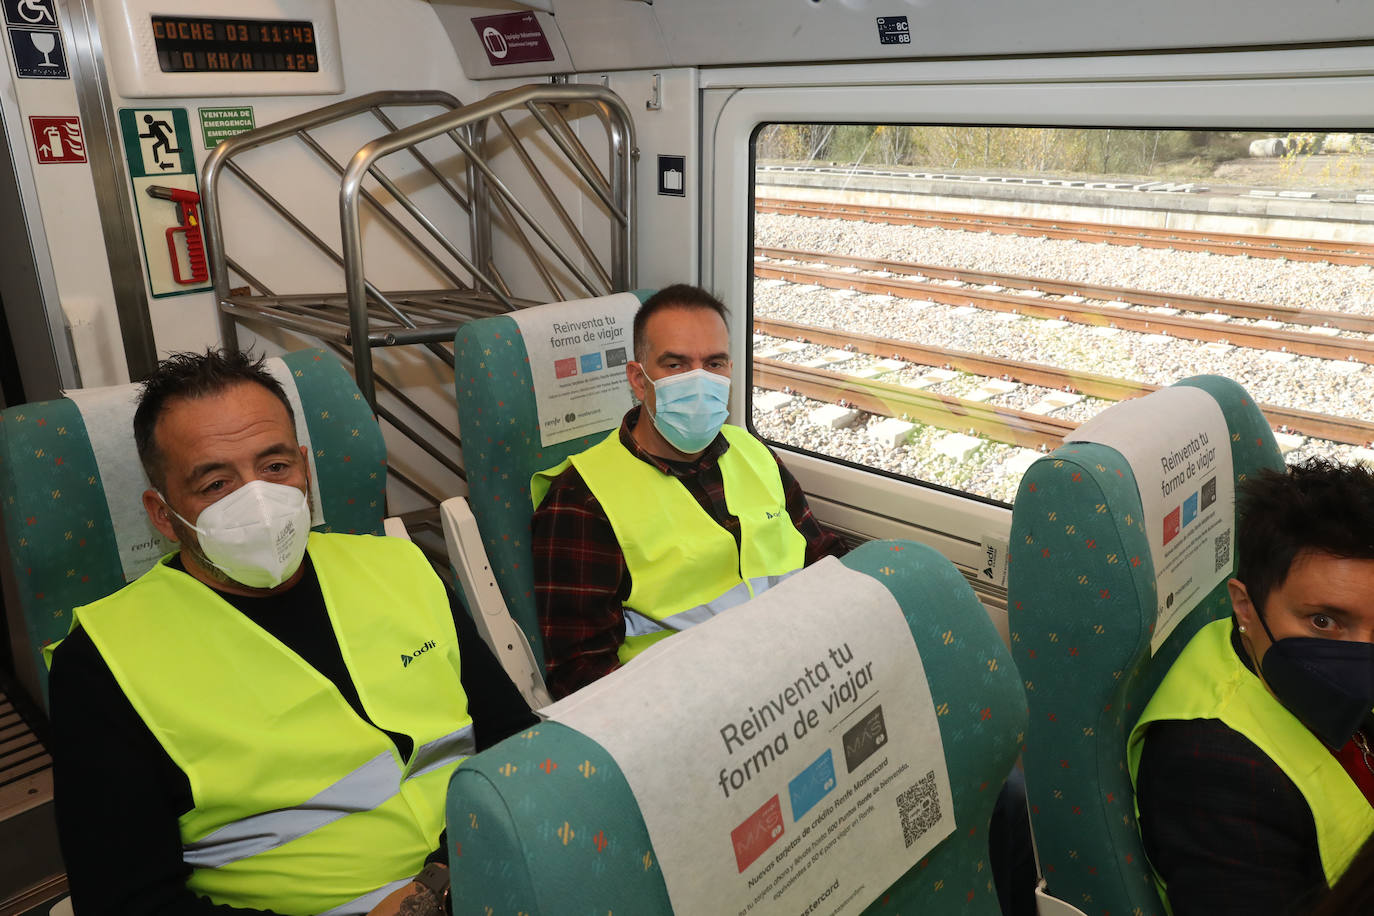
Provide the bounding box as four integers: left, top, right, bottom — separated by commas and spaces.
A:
755, 245, 1374, 336
753, 317, 1374, 447
753, 261, 1374, 364
755, 358, 1075, 452
756, 198, 1374, 267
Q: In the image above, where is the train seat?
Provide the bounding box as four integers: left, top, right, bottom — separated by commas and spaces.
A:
0, 348, 389, 705
444, 291, 651, 708
445, 537, 1028, 915
1006, 376, 1283, 916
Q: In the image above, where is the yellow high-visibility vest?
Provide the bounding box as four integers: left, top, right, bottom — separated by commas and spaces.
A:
534, 425, 807, 661
1129, 618, 1374, 903
73, 532, 473, 916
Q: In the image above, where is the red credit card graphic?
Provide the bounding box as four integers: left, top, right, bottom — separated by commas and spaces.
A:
1163, 506, 1181, 546
731, 794, 784, 873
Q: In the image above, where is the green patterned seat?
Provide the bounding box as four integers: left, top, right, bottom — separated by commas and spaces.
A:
0, 349, 387, 706
452, 292, 653, 668
1006, 376, 1282, 916
447, 538, 1028, 915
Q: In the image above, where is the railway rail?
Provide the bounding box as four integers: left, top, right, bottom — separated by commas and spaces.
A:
755, 357, 1075, 452
753, 261, 1374, 364
755, 198, 1374, 267
752, 317, 1374, 447
754, 245, 1374, 335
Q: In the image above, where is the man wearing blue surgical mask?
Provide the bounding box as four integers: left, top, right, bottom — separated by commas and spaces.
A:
532, 284, 844, 699
49, 349, 535, 916
1129, 458, 1374, 916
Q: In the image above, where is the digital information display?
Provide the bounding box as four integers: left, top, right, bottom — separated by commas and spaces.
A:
151, 16, 318, 73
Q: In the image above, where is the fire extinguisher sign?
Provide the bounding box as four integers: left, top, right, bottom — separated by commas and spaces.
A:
28, 115, 85, 163
117, 107, 212, 298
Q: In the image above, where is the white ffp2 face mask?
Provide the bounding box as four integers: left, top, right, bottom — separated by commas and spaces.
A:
162, 480, 311, 589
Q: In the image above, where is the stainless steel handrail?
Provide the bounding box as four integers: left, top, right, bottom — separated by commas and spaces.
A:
338, 84, 637, 403
203, 90, 465, 350
202, 84, 637, 514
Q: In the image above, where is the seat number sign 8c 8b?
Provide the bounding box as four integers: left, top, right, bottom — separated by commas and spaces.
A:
875, 16, 911, 45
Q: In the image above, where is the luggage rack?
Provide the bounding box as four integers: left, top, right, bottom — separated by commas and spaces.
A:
201, 85, 637, 509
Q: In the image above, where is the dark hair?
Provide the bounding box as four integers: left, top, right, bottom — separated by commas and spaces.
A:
133, 348, 294, 489
1235, 457, 1374, 616
633, 284, 729, 363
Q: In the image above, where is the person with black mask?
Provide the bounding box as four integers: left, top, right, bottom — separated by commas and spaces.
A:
1128, 458, 1374, 916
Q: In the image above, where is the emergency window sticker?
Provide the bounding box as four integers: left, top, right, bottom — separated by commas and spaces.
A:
199, 106, 256, 150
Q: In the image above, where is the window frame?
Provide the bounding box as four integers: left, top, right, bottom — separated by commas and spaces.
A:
701, 45, 1374, 576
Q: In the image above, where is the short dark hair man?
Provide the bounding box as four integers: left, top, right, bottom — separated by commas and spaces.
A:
1129, 458, 1374, 915
50, 349, 534, 916
531, 284, 844, 698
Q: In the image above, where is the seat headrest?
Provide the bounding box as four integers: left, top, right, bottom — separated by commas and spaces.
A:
538, 556, 956, 914
505, 292, 641, 448
62, 356, 325, 583
1065, 384, 1235, 651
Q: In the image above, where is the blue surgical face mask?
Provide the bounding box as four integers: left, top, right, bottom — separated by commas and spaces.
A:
644, 367, 731, 454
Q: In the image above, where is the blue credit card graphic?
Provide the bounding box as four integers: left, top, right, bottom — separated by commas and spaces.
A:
789, 749, 838, 820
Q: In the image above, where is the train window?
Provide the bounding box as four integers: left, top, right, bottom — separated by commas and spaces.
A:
749, 124, 1374, 505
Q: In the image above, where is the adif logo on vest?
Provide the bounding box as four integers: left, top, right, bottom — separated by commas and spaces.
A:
400, 639, 438, 668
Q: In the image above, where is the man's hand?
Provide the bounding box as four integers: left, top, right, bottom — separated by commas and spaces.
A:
364, 879, 444, 916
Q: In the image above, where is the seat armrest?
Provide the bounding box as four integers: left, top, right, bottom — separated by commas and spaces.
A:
382, 516, 411, 540
1036, 883, 1091, 916
439, 497, 551, 710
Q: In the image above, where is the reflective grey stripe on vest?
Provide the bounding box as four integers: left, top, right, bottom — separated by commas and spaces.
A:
320, 876, 413, 916
623, 570, 799, 638
410, 723, 475, 778
183, 751, 398, 869
183, 725, 473, 869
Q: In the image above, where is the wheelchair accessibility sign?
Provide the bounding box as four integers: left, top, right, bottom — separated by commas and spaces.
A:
5, 0, 68, 79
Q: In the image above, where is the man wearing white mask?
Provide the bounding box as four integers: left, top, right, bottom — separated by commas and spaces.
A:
49, 350, 534, 916
532, 284, 844, 699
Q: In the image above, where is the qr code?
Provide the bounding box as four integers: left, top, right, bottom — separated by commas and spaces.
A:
1214, 529, 1231, 574
896, 769, 941, 848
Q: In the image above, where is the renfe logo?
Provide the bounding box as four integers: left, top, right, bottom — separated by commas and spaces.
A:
400, 639, 437, 668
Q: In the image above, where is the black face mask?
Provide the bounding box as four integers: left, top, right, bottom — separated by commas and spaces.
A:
1256, 616, 1374, 750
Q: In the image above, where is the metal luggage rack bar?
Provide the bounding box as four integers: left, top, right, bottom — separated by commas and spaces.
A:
336, 83, 637, 403
201, 85, 638, 512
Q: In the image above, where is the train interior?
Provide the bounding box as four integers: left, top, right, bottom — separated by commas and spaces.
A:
2, 0, 1373, 913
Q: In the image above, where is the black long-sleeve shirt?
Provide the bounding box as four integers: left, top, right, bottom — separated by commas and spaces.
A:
1133, 628, 1328, 916
49, 553, 536, 916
